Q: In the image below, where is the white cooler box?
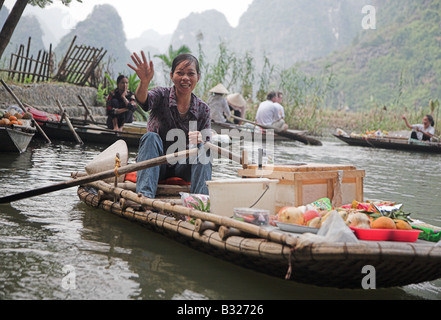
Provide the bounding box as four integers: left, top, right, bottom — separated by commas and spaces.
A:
206, 178, 279, 217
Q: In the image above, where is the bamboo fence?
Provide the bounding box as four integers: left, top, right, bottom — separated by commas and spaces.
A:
1, 37, 52, 83
54, 36, 107, 87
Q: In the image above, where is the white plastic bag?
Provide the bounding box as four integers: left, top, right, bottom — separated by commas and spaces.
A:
296, 211, 359, 248
317, 210, 359, 243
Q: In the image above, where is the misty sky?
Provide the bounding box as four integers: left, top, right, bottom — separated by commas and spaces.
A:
3, 0, 253, 37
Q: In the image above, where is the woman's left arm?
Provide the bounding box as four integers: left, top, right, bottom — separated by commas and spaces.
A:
420, 127, 435, 139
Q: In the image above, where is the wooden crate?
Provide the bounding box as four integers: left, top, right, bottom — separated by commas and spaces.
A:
238, 164, 365, 212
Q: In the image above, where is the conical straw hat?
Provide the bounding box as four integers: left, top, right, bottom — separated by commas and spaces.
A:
227, 93, 246, 108
209, 83, 229, 94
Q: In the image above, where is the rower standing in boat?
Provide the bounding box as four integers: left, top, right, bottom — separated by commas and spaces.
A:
401, 114, 435, 142
207, 83, 231, 123
106, 75, 136, 131
128, 51, 212, 199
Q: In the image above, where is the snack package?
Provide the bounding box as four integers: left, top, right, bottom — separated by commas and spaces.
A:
233, 208, 270, 226
180, 192, 210, 212
309, 198, 332, 211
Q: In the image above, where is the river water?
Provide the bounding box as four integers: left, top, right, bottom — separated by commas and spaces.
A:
1, 135, 441, 300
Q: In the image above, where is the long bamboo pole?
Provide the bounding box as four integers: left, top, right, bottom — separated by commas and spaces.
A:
0, 147, 198, 204
87, 180, 297, 247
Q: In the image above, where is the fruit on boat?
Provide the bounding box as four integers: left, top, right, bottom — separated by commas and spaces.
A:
303, 210, 320, 224
278, 207, 304, 225
394, 219, 412, 230
371, 216, 396, 229
347, 212, 371, 229
307, 217, 321, 228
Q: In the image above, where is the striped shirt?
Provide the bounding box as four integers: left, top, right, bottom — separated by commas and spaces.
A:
139, 86, 211, 152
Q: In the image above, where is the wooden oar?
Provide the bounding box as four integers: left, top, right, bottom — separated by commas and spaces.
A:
0, 147, 198, 204
77, 94, 98, 124
1, 79, 52, 144
204, 141, 242, 164
56, 99, 84, 144
231, 115, 322, 146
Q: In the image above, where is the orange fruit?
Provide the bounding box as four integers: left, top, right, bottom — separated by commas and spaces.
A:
371, 216, 396, 229
9, 115, 17, 122
394, 219, 412, 230
10, 120, 18, 125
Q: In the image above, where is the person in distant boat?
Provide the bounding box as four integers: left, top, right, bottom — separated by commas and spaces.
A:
227, 93, 247, 125
106, 75, 136, 131
255, 91, 288, 131
274, 91, 286, 120
401, 114, 435, 142
207, 83, 231, 123
128, 51, 212, 199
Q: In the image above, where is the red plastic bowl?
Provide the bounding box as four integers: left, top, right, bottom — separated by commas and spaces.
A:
350, 227, 421, 242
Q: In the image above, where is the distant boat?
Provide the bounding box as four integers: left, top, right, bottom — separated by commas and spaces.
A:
212, 120, 322, 145
27, 106, 231, 148
26, 106, 143, 147
334, 129, 441, 154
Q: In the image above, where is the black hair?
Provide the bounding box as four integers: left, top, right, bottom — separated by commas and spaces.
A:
267, 91, 277, 100
117, 75, 127, 84
171, 54, 200, 75
426, 114, 435, 126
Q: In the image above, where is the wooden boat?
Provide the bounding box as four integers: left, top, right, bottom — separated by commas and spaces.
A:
212, 120, 322, 146
27, 106, 231, 148
0, 120, 36, 153
334, 130, 441, 153
35, 118, 144, 147
26, 105, 142, 147
212, 121, 290, 141
76, 140, 441, 289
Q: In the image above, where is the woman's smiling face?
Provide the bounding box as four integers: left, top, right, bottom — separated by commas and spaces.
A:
170, 60, 200, 96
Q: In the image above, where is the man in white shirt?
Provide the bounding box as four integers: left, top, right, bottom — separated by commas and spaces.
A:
256, 91, 288, 131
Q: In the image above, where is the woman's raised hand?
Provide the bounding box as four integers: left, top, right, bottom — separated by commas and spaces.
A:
128, 51, 154, 83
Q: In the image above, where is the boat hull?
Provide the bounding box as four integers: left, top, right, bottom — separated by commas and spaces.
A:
334, 134, 441, 153
78, 184, 441, 289
35, 120, 143, 148
211, 121, 288, 141
0, 126, 35, 153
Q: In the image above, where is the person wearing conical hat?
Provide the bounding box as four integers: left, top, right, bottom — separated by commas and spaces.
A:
227, 93, 247, 125
207, 83, 231, 123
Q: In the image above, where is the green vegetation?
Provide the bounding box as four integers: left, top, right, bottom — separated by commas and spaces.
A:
4, 0, 441, 138
306, 0, 441, 113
